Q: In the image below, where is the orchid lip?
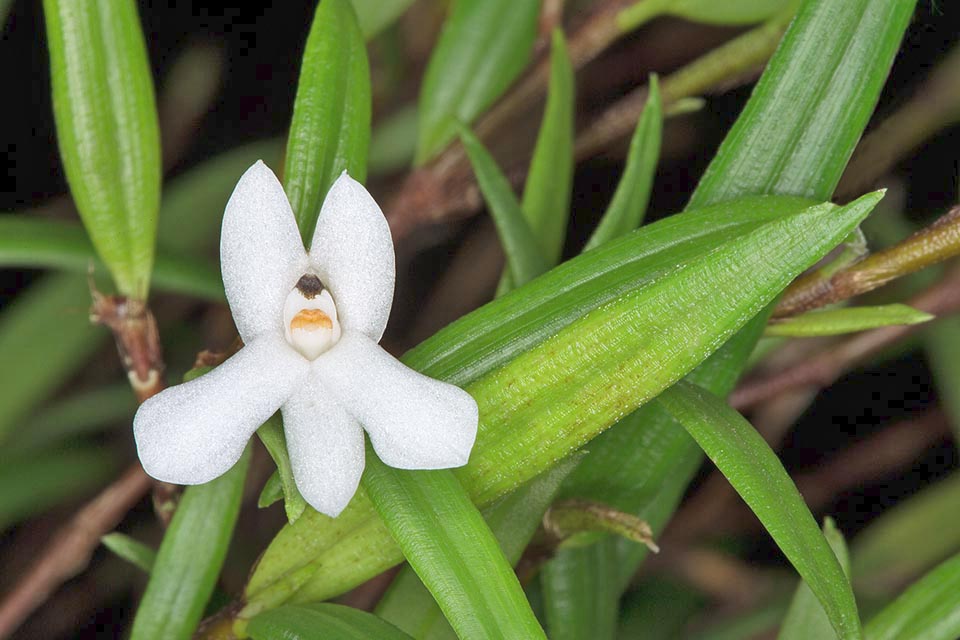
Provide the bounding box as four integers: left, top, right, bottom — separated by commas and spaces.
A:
283, 274, 341, 359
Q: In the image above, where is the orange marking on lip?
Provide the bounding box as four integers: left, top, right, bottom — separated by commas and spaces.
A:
290, 308, 333, 331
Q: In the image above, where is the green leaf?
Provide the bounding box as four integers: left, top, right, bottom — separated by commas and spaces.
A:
495, 29, 575, 296
618, 0, 795, 32
542, 0, 916, 633
256, 417, 307, 524
851, 472, 960, 595
0, 216, 224, 301
864, 552, 960, 640
688, 0, 917, 207
6, 384, 135, 455
415, 0, 540, 163
284, 0, 371, 242
376, 458, 581, 640
924, 315, 960, 440
130, 447, 250, 640
243, 193, 879, 613
368, 105, 419, 176
617, 579, 705, 640
157, 139, 284, 254
43, 0, 161, 299
0, 274, 104, 444
689, 599, 791, 640
658, 382, 861, 640
461, 194, 879, 506
249, 603, 414, 640
765, 304, 933, 337
778, 517, 851, 640
460, 126, 550, 286
543, 543, 621, 640
521, 29, 576, 265
350, 0, 414, 39
101, 533, 157, 574
258, 473, 284, 509
363, 457, 546, 640
0, 446, 117, 530
584, 74, 663, 252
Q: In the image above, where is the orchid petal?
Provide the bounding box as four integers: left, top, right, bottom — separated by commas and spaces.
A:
315, 332, 477, 469
134, 335, 308, 484
281, 372, 365, 517
309, 173, 395, 341
221, 161, 308, 342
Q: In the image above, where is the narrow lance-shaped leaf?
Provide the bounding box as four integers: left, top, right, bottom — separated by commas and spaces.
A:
460, 126, 550, 286
415, 0, 541, 164
864, 552, 960, 640
284, 0, 371, 241
657, 382, 861, 640
349, 0, 415, 39
376, 458, 581, 640
0, 216, 224, 302
495, 28, 574, 295
617, 0, 794, 32
43, 0, 161, 299
521, 29, 576, 266
765, 304, 933, 338
363, 458, 547, 640
242, 193, 881, 612
541, 0, 916, 634
688, 0, 915, 207
0, 274, 104, 444
0, 447, 117, 531
101, 533, 157, 574
249, 603, 414, 640
851, 472, 960, 596
924, 315, 960, 441
542, 543, 621, 640
6, 384, 135, 455
130, 447, 250, 640
584, 74, 663, 252
256, 417, 307, 524
778, 518, 850, 640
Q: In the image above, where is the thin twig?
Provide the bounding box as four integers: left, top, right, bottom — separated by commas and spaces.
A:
650, 547, 782, 607
573, 9, 792, 160
0, 465, 152, 638
537, 0, 566, 47
776, 205, 960, 317
732, 267, 960, 411
792, 409, 950, 510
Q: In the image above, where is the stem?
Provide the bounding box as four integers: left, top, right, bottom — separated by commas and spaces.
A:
0, 465, 153, 637
575, 8, 794, 159
731, 267, 960, 411
615, 0, 671, 34
776, 204, 960, 317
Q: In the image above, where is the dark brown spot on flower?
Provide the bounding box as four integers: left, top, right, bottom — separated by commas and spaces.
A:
296, 274, 326, 299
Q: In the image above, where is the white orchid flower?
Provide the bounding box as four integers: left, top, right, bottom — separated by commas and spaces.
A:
133, 161, 478, 517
